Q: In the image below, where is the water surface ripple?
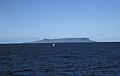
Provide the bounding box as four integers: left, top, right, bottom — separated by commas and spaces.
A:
0, 43, 120, 76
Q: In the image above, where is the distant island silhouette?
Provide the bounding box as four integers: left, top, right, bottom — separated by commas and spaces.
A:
31, 38, 96, 43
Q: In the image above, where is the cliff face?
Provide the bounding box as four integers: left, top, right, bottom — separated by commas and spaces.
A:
32, 38, 95, 43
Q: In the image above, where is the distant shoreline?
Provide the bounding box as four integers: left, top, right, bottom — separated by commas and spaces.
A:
1, 42, 120, 44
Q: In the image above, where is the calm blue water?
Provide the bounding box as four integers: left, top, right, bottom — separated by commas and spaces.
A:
0, 43, 120, 76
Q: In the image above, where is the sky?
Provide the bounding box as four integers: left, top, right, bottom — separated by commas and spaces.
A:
0, 0, 120, 42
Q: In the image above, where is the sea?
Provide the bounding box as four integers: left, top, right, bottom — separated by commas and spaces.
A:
0, 42, 120, 76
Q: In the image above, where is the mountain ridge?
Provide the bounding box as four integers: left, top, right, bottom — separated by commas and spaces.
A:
31, 38, 96, 43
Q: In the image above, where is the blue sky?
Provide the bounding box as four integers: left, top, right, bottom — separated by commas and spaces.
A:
0, 0, 120, 42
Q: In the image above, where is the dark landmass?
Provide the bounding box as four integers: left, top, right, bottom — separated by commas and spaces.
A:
31, 38, 96, 43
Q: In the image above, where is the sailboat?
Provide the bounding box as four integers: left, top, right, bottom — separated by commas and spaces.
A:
53, 43, 55, 47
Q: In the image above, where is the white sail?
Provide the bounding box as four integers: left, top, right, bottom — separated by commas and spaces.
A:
53, 43, 55, 47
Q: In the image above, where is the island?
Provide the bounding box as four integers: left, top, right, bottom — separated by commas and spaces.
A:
31, 38, 96, 43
